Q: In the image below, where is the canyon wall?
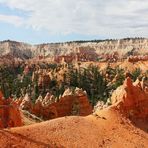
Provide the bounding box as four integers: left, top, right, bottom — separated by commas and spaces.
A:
0, 38, 148, 61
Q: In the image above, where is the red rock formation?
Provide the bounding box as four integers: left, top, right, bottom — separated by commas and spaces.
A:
54, 55, 75, 63
128, 55, 148, 62
56, 88, 92, 117
111, 77, 148, 119
54, 47, 99, 63
20, 93, 33, 112
32, 95, 43, 117
14, 97, 23, 106
40, 105, 58, 120
104, 52, 119, 62
31, 88, 92, 120
0, 92, 22, 128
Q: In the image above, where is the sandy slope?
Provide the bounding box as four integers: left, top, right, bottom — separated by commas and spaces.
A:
0, 107, 148, 148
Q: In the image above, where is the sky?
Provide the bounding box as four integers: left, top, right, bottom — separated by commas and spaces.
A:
0, 0, 148, 44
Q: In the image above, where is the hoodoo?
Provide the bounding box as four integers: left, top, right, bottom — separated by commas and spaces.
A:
0, 91, 22, 128
111, 77, 148, 120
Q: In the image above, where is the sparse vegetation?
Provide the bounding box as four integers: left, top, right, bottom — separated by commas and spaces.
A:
0, 61, 147, 107
132, 68, 142, 81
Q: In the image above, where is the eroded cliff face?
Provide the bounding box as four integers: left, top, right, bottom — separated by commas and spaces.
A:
0, 91, 23, 128
111, 77, 148, 120
0, 38, 148, 62
19, 88, 92, 120
0, 40, 33, 59
34, 38, 148, 59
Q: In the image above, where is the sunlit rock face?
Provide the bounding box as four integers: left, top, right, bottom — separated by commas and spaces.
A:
27, 88, 92, 120
111, 77, 148, 119
20, 93, 33, 112
55, 88, 92, 117
0, 38, 148, 63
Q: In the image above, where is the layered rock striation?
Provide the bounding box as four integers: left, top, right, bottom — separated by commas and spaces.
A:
0, 38, 148, 62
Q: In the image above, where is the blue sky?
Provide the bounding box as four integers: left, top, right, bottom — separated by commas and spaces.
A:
0, 0, 148, 44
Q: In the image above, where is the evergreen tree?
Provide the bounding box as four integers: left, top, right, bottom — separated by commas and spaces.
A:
132, 68, 141, 81
32, 82, 39, 102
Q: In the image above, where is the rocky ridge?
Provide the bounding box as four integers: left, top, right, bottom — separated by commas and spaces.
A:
0, 38, 148, 62
18, 88, 92, 120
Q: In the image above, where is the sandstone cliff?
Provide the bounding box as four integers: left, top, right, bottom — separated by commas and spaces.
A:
0, 38, 148, 62
111, 77, 148, 120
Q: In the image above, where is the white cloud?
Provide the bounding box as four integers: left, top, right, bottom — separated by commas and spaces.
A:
0, 0, 148, 38
0, 14, 24, 26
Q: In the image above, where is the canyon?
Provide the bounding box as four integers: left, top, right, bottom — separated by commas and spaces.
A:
0, 78, 148, 147
0, 38, 148, 63
0, 38, 147, 147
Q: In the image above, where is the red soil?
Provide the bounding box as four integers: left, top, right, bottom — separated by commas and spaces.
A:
0, 78, 148, 147
0, 107, 148, 148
